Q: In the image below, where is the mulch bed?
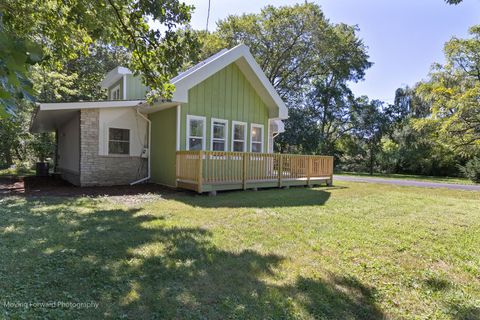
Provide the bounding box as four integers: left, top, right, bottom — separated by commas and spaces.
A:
0, 175, 183, 198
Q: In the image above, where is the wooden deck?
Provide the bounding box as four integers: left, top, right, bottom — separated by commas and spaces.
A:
176, 151, 334, 193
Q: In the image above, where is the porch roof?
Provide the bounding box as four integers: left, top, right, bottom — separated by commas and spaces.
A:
30, 100, 145, 133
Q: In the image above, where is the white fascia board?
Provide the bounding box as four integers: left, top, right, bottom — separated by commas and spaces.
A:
171, 47, 237, 102
239, 47, 289, 120
172, 44, 289, 120
40, 100, 145, 111
100, 66, 132, 89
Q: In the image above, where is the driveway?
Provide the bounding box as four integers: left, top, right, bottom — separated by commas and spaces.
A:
334, 175, 480, 191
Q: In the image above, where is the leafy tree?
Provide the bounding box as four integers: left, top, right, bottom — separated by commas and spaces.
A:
198, 3, 371, 154
459, 157, 480, 183
416, 25, 480, 155
0, 43, 131, 166
0, 14, 41, 118
378, 121, 460, 176
0, 0, 199, 115
350, 98, 390, 175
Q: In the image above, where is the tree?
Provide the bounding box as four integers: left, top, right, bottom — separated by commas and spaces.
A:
416, 25, 480, 155
0, 43, 131, 166
0, 0, 199, 115
351, 98, 390, 175
198, 3, 372, 154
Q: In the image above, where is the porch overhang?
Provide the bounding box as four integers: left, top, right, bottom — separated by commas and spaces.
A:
30, 100, 145, 133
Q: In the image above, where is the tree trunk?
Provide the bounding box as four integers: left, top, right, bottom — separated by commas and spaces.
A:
4, 149, 13, 167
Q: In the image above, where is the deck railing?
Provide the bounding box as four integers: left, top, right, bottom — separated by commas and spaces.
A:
176, 151, 334, 193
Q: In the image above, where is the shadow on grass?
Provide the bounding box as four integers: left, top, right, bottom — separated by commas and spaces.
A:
173, 187, 336, 208
448, 304, 480, 320
0, 196, 382, 319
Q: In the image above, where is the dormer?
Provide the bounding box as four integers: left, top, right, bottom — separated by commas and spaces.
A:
100, 66, 149, 100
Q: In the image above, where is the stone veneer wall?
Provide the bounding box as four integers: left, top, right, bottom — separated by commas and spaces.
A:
79, 109, 147, 186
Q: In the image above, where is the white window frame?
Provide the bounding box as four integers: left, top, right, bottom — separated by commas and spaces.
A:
211, 118, 228, 151
250, 123, 264, 153
231, 121, 247, 152
110, 84, 121, 100
186, 115, 206, 151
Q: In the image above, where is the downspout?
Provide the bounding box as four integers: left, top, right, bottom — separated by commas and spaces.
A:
131, 108, 151, 185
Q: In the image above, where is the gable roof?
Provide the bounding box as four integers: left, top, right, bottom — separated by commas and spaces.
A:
171, 44, 288, 120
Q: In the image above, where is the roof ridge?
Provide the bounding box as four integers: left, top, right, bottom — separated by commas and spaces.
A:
171, 48, 229, 83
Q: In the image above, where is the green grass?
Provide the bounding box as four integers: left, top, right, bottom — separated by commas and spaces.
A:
1, 182, 479, 319
336, 171, 473, 185
0, 167, 35, 177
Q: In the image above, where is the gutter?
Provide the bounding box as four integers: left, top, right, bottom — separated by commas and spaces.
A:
131, 108, 151, 185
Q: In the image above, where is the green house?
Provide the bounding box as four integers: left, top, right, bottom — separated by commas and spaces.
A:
31, 45, 333, 192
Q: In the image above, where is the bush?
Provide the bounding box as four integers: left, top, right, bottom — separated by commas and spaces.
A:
459, 157, 480, 184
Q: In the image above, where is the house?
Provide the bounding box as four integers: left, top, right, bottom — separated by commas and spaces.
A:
31, 44, 333, 193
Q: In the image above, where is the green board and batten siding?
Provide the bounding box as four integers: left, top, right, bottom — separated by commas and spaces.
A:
126, 75, 149, 100
150, 107, 177, 187
150, 62, 271, 187
107, 75, 149, 100
180, 63, 269, 151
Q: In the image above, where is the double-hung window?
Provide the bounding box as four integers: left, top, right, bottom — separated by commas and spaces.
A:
211, 119, 228, 151
250, 123, 264, 153
108, 128, 130, 155
110, 85, 121, 100
186, 115, 206, 151
232, 121, 247, 152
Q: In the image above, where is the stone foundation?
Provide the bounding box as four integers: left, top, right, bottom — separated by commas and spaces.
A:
79, 109, 147, 186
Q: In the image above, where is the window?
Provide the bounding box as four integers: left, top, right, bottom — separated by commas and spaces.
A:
250, 123, 264, 153
187, 115, 206, 150
110, 85, 121, 100
232, 121, 247, 152
108, 128, 130, 155
211, 119, 228, 151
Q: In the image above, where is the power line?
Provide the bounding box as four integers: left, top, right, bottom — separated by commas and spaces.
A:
206, 0, 211, 31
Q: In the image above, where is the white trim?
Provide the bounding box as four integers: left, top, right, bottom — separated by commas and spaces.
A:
231, 121, 247, 152
171, 44, 288, 120
122, 75, 127, 100
176, 105, 181, 151
39, 100, 145, 111
250, 123, 264, 153
186, 115, 206, 151
100, 66, 132, 89
110, 84, 121, 100
211, 118, 228, 151
267, 119, 272, 153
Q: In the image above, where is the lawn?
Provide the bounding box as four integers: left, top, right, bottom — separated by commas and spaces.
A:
0, 167, 35, 177
336, 172, 473, 185
1, 182, 479, 319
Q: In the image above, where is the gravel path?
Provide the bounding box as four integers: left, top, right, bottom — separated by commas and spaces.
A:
335, 175, 480, 191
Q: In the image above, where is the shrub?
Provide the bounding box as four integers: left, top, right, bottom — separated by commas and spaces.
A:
459, 157, 480, 184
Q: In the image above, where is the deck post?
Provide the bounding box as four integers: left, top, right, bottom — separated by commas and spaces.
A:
327, 156, 334, 186
278, 154, 283, 188
197, 151, 203, 193
242, 153, 248, 190
307, 156, 311, 186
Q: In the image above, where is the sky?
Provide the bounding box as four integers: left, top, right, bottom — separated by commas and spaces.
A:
180, 0, 480, 103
